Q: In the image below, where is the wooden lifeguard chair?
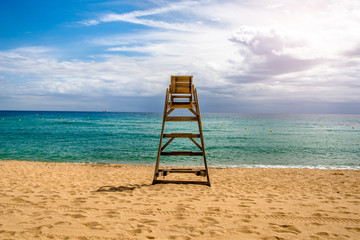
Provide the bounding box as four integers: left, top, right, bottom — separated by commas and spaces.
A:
152, 76, 211, 186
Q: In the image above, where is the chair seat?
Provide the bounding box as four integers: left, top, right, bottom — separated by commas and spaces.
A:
170, 102, 194, 109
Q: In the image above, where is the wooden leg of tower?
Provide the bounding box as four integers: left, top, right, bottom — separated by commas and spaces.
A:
153, 89, 169, 184
194, 89, 211, 186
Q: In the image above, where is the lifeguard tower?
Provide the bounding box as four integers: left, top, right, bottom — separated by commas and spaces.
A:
152, 76, 211, 186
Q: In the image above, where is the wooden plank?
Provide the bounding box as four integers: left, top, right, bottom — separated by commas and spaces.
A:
161, 137, 175, 151
189, 137, 202, 150
153, 179, 210, 186
165, 116, 197, 121
161, 151, 203, 156
174, 87, 191, 94
175, 82, 191, 88
153, 88, 169, 182
172, 95, 191, 98
175, 78, 191, 83
163, 133, 200, 138
172, 101, 191, 104
158, 169, 206, 174
170, 102, 193, 109
195, 88, 211, 186
171, 76, 192, 83
159, 169, 195, 173
170, 79, 175, 93
188, 108, 198, 116
165, 108, 174, 117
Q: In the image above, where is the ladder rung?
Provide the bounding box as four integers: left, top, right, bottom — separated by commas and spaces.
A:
172, 102, 191, 104
170, 103, 194, 109
156, 168, 208, 177
163, 133, 200, 138
153, 180, 210, 186
165, 116, 197, 121
172, 96, 191, 98
158, 169, 204, 173
161, 151, 203, 156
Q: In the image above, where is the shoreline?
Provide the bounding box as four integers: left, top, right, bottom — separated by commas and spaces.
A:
2, 159, 360, 170
1, 160, 359, 239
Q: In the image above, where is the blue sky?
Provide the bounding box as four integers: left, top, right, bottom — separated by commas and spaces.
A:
1, 0, 360, 113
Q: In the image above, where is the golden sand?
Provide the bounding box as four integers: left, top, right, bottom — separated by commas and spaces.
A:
0, 161, 359, 239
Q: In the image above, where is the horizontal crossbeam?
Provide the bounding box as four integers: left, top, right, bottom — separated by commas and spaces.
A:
165, 116, 197, 121
163, 133, 200, 138
161, 151, 203, 156
152, 180, 210, 186
171, 95, 191, 98
157, 168, 207, 175
170, 102, 194, 109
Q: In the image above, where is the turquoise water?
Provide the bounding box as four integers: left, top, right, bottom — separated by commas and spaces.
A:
0, 111, 359, 169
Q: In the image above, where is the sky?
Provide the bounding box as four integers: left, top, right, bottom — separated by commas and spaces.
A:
0, 0, 360, 113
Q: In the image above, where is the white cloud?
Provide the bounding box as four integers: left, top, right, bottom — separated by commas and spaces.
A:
82, 0, 200, 30
81, 19, 100, 26
1, 0, 360, 112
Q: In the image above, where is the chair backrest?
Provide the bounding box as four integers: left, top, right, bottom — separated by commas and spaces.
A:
170, 76, 193, 94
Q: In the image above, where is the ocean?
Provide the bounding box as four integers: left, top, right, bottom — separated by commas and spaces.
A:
0, 111, 359, 169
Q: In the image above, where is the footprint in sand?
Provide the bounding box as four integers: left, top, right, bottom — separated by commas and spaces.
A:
316, 232, 329, 236
65, 213, 87, 219
168, 234, 191, 240
83, 221, 104, 230
11, 196, 32, 204
58, 204, 72, 209
345, 227, 360, 233
55, 221, 71, 226
238, 225, 259, 235
127, 228, 142, 236
269, 223, 301, 235
27, 224, 53, 234
35, 216, 53, 221
72, 197, 87, 204
105, 210, 118, 218
262, 236, 285, 240
8, 208, 25, 216
137, 219, 158, 226
237, 204, 250, 208
0, 230, 16, 237
207, 207, 221, 212
311, 222, 324, 226
199, 216, 219, 225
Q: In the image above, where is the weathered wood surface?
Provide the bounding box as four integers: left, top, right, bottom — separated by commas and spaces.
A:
153, 179, 210, 186
153, 88, 169, 181
189, 137, 203, 150
163, 133, 200, 138
170, 76, 193, 94
165, 108, 174, 117
170, 102, 194, 109
194, 88, 211, 185
161, 137, 175, 151
188, 109, 198, 116
171, 95, 191, 98
161, 151, 203, 156
158, 169, 206, 174
165, 116, 197, 121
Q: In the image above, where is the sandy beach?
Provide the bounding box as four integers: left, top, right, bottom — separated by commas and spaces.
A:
0, 161, 359, 239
